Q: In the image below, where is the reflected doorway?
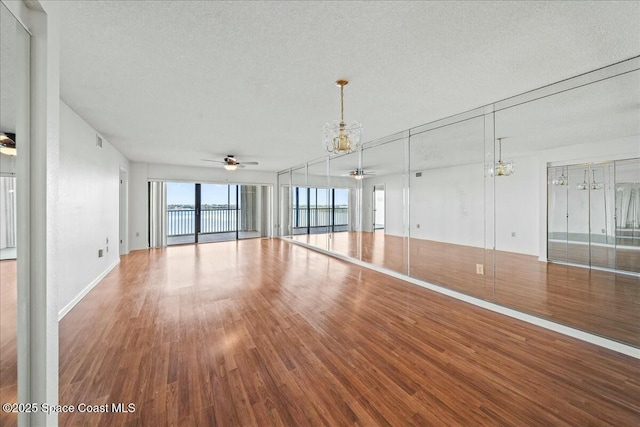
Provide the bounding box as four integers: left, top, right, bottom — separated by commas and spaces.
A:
373, 185, 385, 230
0, 176, 17, 260
547, 158, 640, 275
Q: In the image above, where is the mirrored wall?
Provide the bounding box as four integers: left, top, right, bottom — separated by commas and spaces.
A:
548, 160, 640, 273
278, 57, 640, 348
0, 3, 30, 427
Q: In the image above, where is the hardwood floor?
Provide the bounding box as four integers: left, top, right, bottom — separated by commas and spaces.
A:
294, 231, 640, 347
1, 239, 640, 426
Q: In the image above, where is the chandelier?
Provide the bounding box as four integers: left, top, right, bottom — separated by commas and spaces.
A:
323, 80, 362, 154
590, 169, 603, 190
488, 137, 514, 177
577, 170, 589, 190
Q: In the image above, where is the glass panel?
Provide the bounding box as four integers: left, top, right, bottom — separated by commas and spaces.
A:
589, 163, 615, 270
615, 158, 640, 274
199, 184, 236, 242
166, 182, 196, 245
238, 185, 261, 240
307, 159, 330, 251
547, 166, 569, 263
361, 138, 407, 274
327, 151, 360, 259
373, 186, 385, 229
409, 116, 487, 297
277, 171, 292, 237
494, 68, 640, 347
0, 3, 28, 422
567, 165, 590, 266
290, 167, 307, 237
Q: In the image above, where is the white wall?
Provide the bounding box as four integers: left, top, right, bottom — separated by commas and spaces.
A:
494, 155, 539, 255
129, 162, 278, 251
357, 136, 639, 258
57, 100, 130, 315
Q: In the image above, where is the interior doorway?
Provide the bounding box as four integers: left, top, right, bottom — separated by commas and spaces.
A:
373, 185, 385, 230
119, 168, 127, 255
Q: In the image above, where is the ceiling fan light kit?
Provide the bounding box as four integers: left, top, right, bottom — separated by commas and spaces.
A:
323, 80, 363, 154
201, 154, 258, 171
0, 132, 16, 156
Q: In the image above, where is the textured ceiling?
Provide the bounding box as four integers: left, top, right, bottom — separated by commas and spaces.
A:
57, 1, 640, 172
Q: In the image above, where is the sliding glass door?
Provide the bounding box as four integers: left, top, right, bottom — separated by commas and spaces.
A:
166, 182, 196, 245
290, 187, 350, 235
166, 182, 269, 245
199, 184, 237, 243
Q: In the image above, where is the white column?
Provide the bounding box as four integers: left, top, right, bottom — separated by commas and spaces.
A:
17, 1, 61, 425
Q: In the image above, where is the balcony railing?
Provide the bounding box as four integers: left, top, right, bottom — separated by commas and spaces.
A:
167, 208, 241, 236
292, 207, 348, 228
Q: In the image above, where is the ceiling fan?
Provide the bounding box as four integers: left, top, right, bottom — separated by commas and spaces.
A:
201, 155, 259, 171
342, 168, 376, 180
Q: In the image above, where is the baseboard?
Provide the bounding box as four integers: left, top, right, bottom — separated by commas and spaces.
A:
280, 237, 640, 360
58, 258, 120, 320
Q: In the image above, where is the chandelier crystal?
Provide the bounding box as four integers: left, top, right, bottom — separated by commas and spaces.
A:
323, 80, 362, 154
488, 137, 514, 177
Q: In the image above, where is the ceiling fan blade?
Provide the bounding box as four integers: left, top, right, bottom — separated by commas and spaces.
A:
241, 161, 259, 165
201, 159, 225, 163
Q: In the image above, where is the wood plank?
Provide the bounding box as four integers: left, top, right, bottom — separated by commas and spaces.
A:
1, 238, 639, 426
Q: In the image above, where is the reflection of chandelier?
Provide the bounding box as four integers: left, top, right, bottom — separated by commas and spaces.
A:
590, 169, 603, 190
488, 137, 514, 176
323, 80, 362, 154
552, 167, 568, 186
577, 169, 604, 191
577, 170, 589, 190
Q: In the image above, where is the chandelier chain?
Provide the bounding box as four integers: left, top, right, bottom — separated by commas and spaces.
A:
340, 84, 345, 123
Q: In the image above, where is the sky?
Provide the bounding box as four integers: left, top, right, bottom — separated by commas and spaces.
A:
167, 182, 236, 205
167, 182, 348, 206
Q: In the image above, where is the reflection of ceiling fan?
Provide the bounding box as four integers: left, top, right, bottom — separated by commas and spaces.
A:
342, 168, 376, 180
0, 132, 16, 156
201, 155, 259, 171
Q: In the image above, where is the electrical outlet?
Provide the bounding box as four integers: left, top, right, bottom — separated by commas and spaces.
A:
476, 264, 484, 275
136, 232, 139, 237
98, 249, 104, 258
511, 232, 516, 237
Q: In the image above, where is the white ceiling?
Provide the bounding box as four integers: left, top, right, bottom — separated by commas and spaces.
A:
58, 1, 640, 173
